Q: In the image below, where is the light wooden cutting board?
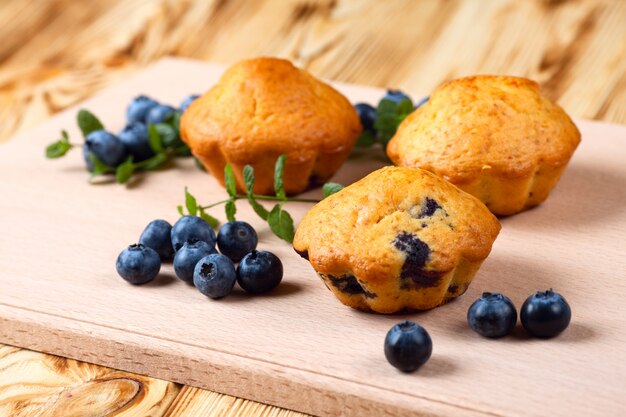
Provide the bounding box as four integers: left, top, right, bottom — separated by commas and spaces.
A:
1, 58, 625, 417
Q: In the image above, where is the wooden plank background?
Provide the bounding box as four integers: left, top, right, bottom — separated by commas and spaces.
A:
0, 0, 624, 416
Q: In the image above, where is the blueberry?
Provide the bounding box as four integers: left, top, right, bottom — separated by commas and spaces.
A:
83, 130, 128, 169
217, 221, 258, 262
354, 103, 377, 133
467, 292, 517, 338
237, 250, 283, 294
180, 94, 200, 112
171, 216, 216, 252
146, 104, 176, 124
127, 95, 159, 123
193, 254, 237, 299
382, 89, 412, 104
173, 240, 216, 283
384, 321, 432, 372
414, 96, 429, 108
139, 219, 174, 262
118, 122, 154, 162
116, 243, 161, 285
521, 289, 571, 338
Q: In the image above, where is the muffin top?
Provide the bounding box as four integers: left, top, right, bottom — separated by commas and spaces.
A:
180, 57, 361, 165
386, 75, 581, 183
293, 166, 500, 287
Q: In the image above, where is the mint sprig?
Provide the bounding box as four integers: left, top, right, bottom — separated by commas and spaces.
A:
46, 108, 194, 185
178, 155, 342, 243
45, 130, 74, 158
355, 97, 417, 149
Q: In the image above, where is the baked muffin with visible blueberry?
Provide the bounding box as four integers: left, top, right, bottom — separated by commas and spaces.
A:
180, 57, 362, 195
387, 75, 581, 215
293, 166, 500, 314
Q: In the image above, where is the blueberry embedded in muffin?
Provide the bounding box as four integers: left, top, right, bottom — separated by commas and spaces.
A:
293, 166, 501, 314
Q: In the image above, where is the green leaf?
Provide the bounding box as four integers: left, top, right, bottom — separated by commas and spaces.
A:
243, 165, 255, 192
397, 98, 414, 116
267, 204, 295, 242
225, 199, 236, 222
88, 153, 113, 176
242, 164, 269, 220
154, 123, 178, 148
356, 130, 375, 148
274, 154, 287, 200
177, 205, 184, 216
147, 124, 164, 154
77, 109, 104, 137
194, 157, 206, 171
172, 111, 182, 132
138, 153, 167, 171
173, 143, 191, 157
322, 182, 344, 198
224, 164, 237, 197
374, 98, 413, 146
115, 157, 135, 184
45, 140, 71, 158
185, 186, 198, 216
198, 207, 219, 228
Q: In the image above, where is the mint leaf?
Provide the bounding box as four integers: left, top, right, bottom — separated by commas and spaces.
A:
268, 204, 294, 242
115, 157, 135, 184
355, 130, 375, 148
194, 158, 206, 171
322, 182, 343, 198
77, 109, 104, 137
154, 123, 178, 148
138, 153, 167, 171
46, 136, 72, 158
177, 205, 184, 216
88, 153, 113, 176
242, 164, 269, 220
243, 165, 255, 192
198, 207, 219, 228
185, 186, 198, 216
147, 124, 164, 154
225, 200, 236, 222
274, 154, 287, 200
374, 98, 413, 146
224, 163, 237, 197
172, 111, 182, 132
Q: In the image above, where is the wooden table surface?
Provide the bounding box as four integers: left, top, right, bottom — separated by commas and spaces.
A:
0, 1, 624, 416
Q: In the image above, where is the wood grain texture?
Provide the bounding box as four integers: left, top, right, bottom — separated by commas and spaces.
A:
1, 1, 625, 416
163, 386, 310, 417
0, 0, 625, 145
2, 59, 626, 417
0, 345, 180, 417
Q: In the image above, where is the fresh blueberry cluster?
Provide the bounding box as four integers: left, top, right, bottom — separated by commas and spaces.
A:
353, 89, 429, 148
467, 290, 571, 339
46, 94, 201, 184
116, 217, 283, 299
87, 95, 198, 171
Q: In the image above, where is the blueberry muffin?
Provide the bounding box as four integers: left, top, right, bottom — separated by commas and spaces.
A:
180, 57, 361, 195
386, 75, 581, 215
293, 166, 501, 314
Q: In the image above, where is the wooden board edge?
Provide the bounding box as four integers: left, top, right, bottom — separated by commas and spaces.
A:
0, 304, 496, 417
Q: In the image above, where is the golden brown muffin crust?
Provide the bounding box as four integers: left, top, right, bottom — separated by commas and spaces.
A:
387, 75, 581, 183
180, 57, 361, 194
293, 166, 501, 313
